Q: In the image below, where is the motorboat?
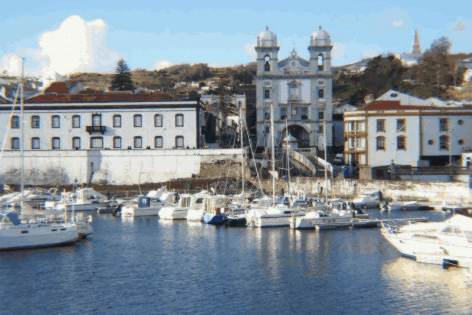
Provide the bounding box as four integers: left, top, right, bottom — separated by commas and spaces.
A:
352, 190, 382, 209
202, 195, 230, 225
186, 192, 208, 222
47, 188, 109, 212
386, 201, 434, 212
247, 199, 305, 228
0, 211, 79, 251
159, 194, 192, 220
381, 214, 472, 268
121, 196, 162, 217
292, 208, 376, 230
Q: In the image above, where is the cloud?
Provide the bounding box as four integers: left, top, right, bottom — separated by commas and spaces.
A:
392, 19, 404, 28
453, 20, 466, 32
244, 42, 257, 60
0, 54, 23, 76
154, 60, 173, 70
0, 15, 120, 80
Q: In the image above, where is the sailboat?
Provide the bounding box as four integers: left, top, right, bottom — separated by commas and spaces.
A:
247, 107, 303, 228
0, 60, 79, 250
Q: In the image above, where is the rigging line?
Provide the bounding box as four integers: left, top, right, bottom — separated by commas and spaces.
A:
222, 127, 238, 195
0, 84, 21, 161
244, 117, 264, 196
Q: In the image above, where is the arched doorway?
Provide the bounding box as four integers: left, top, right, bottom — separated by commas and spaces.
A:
281, 125, 310, 148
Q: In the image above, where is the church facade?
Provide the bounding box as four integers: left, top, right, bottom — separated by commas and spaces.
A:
255, 26, 333, 151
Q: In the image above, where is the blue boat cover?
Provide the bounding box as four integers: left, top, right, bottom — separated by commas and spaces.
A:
0, 211, 21, 225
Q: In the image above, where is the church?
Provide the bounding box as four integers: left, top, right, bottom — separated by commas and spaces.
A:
255, 26, 334, 151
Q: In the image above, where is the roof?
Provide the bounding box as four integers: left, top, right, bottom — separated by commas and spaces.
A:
44, 82, 69, 94
377, 89, 431, 106
360, 100, 472, 111
25, 92, 182, 104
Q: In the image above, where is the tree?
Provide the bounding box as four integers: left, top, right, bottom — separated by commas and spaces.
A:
111, 59, 135, 91
414, 37, 455, 98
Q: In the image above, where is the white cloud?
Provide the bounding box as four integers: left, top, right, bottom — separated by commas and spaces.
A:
0, 15, 120, 80
392, 19, 404, 28
244, 42, 257, 60
0, 54, 22, 76
453, 20, 466, 32
332, 42, 346, 60
154, 60, 173, 70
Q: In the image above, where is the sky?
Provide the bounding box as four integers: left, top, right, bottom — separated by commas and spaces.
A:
0, 0, 471, 79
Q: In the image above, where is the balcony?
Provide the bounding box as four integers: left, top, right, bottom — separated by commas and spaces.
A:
86, 125, 107, 134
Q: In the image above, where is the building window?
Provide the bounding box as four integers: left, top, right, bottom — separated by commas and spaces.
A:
11, 137, 20, 150
319, 111, 324, 120
11, 115, 19, 129
72, 137, 81, 150
264, 111, 270, 120
317, 54, 324, 71
376, 136, 385, 151
175, 136, 184, 148
31, 137, 40, 150
397, 136, 406, 150
31, 116, 40, 129
439, 118, 448, 132
439, 135, 449, 150
458, 139, 464, 145
113, 115, 121, 128
52, 137, 61, 150
134, 114, 142, 128
318, 88, 324, 99
113, 136, 121, 149
318, 125, 324, 133
90, 137, 103, 149
264, 55, 271, 72
301, 107, 308, 120
376, 119, 385, 132
92, 114, 102, 127
264, 89, 271, 99
396, 119, 406, 132
134, 136, 142, 148
175, 114, 184, 127
280, 107, 287, 120
52, 115, 60, 128
458, 119, 464, 126
155, 136, 163, 148
155, 114, 163, 127
428, 139, 434, 145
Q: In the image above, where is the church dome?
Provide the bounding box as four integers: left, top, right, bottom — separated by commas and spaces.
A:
311, 26, 331, 47
257, 26, 278, 47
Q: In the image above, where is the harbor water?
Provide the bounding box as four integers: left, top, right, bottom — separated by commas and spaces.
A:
1, 211, 471, 314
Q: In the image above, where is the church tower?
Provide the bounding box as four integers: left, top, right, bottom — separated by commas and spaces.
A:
412, 29, 421, 56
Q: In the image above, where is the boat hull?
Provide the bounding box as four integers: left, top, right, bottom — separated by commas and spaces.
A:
159, 207, 188, 220
203, 213, 226, 225
186, 209, 204, 222
0, 223, 78, 251
121, 206, 160, 217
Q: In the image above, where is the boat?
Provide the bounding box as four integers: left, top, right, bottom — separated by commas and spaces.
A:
46, 188, 109, 212
202, 195, 230, 225
121, 196, 162, 217
292, 208, 376, 230
352, 191, 382, 209
247, 201, 304, 228
0, 212, 79, 250
0, 67, 79, 250
225, 204, 247, 227
186, 192, 208, 222
381, 214, 472, 268
159, 194, 192, 220
386, 201, 434, 212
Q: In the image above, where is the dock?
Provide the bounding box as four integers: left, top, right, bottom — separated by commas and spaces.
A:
314, 217, 428, 230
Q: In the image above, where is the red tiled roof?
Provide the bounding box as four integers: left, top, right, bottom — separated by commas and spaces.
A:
25, 92, 180, 104
360, 100, 472, 111
44, 82, 69, 94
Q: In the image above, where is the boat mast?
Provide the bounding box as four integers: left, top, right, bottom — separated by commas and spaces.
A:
285, 117, 291, 205
19, 58, 25, 212
323, 118, 328, 201
239, 102, 245, 207
270, 102, 276, 204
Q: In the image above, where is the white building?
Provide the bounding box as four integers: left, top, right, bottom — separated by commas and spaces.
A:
255, 26, 333, 150
0, 82, 203, 152
344, 91, 472, 178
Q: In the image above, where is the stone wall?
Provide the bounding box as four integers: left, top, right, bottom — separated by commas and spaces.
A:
0, 149, 243, 185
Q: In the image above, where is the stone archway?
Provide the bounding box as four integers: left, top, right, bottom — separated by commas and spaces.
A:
281, 124, 310, 148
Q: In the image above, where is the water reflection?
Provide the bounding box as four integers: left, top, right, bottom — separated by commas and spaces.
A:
382, 257, 472, 313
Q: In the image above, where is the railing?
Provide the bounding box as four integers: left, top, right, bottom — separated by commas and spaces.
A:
395, 166, 471, 176
290, 150, 317, 175
86, 126, 107, 134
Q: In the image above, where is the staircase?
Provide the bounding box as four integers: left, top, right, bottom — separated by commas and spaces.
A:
293, 148, 333, 177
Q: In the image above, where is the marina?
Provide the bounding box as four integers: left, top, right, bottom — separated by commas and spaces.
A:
1, 209, 471, 314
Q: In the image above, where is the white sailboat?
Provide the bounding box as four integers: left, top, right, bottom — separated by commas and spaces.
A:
0, 60, 79, 250
381, 214, 472, 268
